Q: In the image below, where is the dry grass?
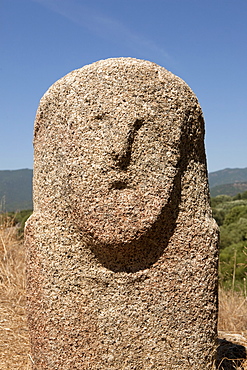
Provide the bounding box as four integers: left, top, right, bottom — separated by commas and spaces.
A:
218, 288, 247, 335
0, 216, 246, 370
218, 289, 247, 370
0, 216, 31, 369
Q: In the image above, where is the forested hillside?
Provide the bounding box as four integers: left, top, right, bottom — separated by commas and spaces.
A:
210, 182, 247, 197
1, 167, 247, 212
0, 166, 246, 293
209, 167, 247, 188
211, 191, 247, 290
0, 169, 33, 212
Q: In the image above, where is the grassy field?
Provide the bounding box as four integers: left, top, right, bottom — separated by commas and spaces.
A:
0, 217, 30, 369
0, 216, 246, 370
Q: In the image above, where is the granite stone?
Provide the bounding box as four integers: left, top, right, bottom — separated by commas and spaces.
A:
25, 57, 219, 369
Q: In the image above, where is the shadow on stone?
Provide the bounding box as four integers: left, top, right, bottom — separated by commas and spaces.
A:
216, 338, 247, 370
87, 167, 182, 273
85, 116, 196, 273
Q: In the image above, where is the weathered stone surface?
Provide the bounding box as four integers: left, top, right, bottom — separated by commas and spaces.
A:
25, 58, 219, 369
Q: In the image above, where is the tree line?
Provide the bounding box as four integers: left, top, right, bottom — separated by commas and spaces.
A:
211, 191, 247, 291
1, 191, 247, 292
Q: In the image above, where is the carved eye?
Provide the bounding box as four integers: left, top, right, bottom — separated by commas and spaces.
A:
133, 118, 144, 131
93, 113, 105, 120
88, 113, 106, 130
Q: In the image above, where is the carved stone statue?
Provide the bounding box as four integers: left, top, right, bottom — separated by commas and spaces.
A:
25, 58, 219, 369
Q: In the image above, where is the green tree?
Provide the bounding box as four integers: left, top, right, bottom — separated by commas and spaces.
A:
224, 205, 247, 225
211, 192, 247, 291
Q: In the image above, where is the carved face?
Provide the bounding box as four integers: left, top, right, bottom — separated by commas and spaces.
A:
34, 60, 205, 248
66, 88, 182, 246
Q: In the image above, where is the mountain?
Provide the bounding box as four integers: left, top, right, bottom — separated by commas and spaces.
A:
0, 169, 33, 212
208, 167, 247, 188
208, 167, 247, 197
1, 167, 247, 212
209, 182, 247, 197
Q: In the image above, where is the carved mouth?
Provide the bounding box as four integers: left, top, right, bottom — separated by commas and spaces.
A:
110, 180, 129, 190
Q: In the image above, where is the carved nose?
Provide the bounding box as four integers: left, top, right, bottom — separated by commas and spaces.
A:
110, 119, 144, 170
111, 130, 133, 170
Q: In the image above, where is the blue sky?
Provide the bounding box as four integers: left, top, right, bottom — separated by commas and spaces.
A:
1, 0, 246, 173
